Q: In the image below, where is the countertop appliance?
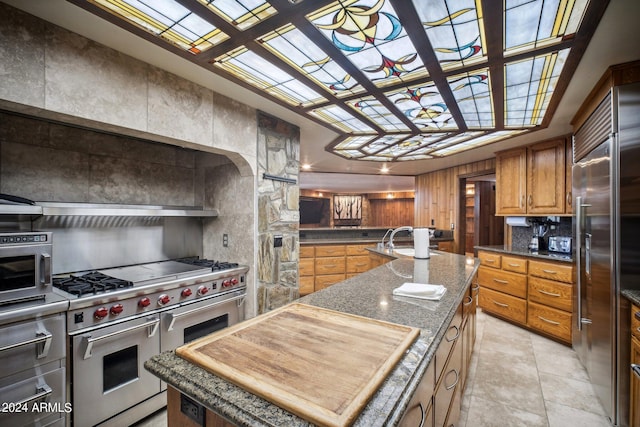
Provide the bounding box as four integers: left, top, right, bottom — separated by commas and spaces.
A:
0, 231, 69, 426
54, 257, 248, 427
573, 81, 640, 426
547, 236, 572, 254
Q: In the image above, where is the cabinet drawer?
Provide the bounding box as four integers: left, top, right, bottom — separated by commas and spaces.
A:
434, 335, 463, 427
315, 245, 346, 257
299, 258, 314, 276
527, 301, 572, 343
299, 246, 314, 258
478, 266, 527, 298
315, 256, 345, 274
528, 276, 572, 312
479, 287, 527, 324
346, 245, 369, 256
528, 260, 573, 283
478, 251, 501, 269
314, 274, 345, 290
502, 255, 527, 274
435, 303, 463, 383
632, 304, 640, 341
299, 276, 314, 295
346, 255, 370, 273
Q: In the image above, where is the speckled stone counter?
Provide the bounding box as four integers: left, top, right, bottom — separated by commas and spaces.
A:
623, 289, 640, 306
145, 251, 479, 427
475, 244, 574, 263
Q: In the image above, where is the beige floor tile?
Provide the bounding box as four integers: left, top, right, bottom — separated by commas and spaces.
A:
539, 372, 606, 416
464, 395, 548, 427
545, 400, 611, 427
531, 334, 590, 382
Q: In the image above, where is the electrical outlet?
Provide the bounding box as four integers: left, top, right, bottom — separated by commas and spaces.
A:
180, 394, 205, 425
274, 234, 283, 248
223, 234, 228, 247
450, 223, 455, 230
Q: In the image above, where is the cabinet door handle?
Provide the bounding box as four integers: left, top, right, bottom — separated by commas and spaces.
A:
484, 259, 496, 264
537, 289, 561, 297
528, 194, 533, 206
418, 402, 426, 427
493, 278, 509, 284
492, 300, 509, 308
537, 316, 560, 325
521, 195, 525, 208
567, 192, 572, 206
632, 364, 640, 379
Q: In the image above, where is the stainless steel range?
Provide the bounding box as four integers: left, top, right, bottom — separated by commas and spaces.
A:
54, 257, 248, 427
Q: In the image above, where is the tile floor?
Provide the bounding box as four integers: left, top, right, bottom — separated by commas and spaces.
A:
135, 309, 611, 427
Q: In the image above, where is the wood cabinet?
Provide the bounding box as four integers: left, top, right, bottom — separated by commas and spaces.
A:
399, 360, 434, 427
631, 303, 640, 427
369, 250, 393, 269
477, 250, 574, 344
300, 243, 378, 294
496, 137, 569, 215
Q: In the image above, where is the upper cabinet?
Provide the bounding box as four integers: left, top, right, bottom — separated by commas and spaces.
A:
496, 137, 569, 216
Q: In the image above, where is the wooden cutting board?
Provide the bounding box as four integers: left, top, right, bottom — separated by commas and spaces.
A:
176, 303, 420, 427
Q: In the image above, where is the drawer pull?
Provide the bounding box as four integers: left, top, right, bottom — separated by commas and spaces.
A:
323, 264, 337, 268
493, 278, 509, 284
632, 364, 640, 379
464, 295, 473, 306
485, 259, 496, 263
445, 369, 460, 391
355, 263, 368, 267
634, 311, 640, 321
537, 289, 561, 297
542, 269, 558, 274
507, 263, 521, 267
492, 300, 509, 308
445, 325, 460, 342
538, 316, 560, 325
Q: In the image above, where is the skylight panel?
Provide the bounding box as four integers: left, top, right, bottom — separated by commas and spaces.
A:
308, 0, 428, 89
385, 83, 457, 131
505, 49, 569, 127
88, 0, 229, 54
504, 0, 590, 54
413, 0, 487, 70
259, 25, 366, 98
309, 106, 375, 133
448, 69, 494, 129
197, 0, 276, 30
346, 96, 410, 132
213, 46, 326, 107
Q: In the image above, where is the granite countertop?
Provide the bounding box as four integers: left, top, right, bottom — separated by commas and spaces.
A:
145, 250, 479, 427
475, 244, 574, 263
622, 289, 640, 306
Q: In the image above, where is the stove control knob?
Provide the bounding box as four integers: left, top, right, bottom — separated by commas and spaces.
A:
197, 285, 209, 296
181, 288, 193, 297
222, 280, 231, 287
110, 304, 124, 316
158, 294, 171, 306
231, 278, 239, 285
138, 297, 151, 308
94, 307, 109, 320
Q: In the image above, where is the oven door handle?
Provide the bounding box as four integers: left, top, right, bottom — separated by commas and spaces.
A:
165, 294, 246, 331
0, 330, 53, 359
15, 381, 53, 407
82, 317, 159, 360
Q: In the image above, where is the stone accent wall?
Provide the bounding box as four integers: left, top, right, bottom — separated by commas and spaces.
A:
256, 112, 300, 313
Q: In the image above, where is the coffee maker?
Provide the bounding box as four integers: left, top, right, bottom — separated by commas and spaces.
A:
528, 220, 548, 251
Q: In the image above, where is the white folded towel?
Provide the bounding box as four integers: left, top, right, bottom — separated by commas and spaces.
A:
393, 283, 447, 300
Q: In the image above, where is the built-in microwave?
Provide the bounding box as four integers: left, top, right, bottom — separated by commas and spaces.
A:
0, 232, 52, 305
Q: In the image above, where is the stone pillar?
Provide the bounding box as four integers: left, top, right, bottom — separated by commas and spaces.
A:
256, 112, 300, 313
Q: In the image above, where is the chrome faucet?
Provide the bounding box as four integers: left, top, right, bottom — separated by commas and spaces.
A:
388, 226, 413, 250
379, 228, 394, 250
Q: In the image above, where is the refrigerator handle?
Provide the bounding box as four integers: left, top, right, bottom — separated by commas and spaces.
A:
576, 195, 583, 331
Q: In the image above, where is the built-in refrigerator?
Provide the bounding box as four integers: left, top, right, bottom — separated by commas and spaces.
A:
573, 80, 640, 427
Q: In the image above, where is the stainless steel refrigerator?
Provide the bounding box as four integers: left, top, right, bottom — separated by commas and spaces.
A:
573, 81, 640, 427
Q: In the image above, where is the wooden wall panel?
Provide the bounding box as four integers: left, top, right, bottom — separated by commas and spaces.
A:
369, 198, 414, 227
415, 158, 496, 253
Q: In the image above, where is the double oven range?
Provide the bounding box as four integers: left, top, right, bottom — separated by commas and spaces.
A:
0, 231, 248, 427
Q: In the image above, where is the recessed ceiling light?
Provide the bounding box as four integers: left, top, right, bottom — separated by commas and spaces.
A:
380, 165, 389, 174
301, 163, 311, 170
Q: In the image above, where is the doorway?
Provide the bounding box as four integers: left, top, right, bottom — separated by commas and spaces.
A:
459, 173, 504, 256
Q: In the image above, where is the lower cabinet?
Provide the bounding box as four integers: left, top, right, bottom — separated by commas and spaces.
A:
631, 303, 640, 427
477, 250, 574, 344
401, 282, 476, 427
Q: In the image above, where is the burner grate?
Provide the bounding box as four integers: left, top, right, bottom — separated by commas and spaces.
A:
53, 271, 133, 297
176, 257, 239, 271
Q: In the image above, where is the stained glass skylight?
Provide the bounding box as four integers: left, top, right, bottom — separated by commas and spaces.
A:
74, 0, 604, 162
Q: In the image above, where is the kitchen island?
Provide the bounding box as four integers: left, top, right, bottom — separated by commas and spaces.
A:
145, 250, 479, 426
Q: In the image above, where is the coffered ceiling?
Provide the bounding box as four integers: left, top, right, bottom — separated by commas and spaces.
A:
64, 0, 606, 163
2, 0, 639, 192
